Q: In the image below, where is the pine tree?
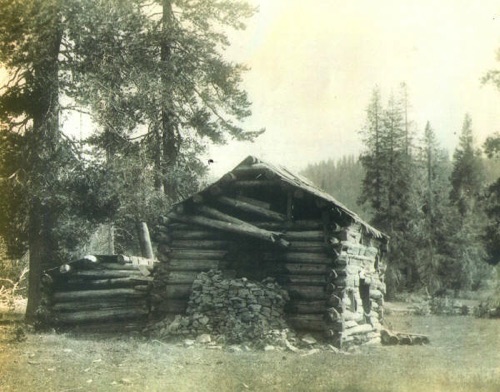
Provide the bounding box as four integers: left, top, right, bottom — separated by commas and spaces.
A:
359, 85, 419, 295
448, 114, 489, 290
450, 114, 485, 215
359, 87, 386, 214
67, 0, 263, 201
411, 122, 454, 292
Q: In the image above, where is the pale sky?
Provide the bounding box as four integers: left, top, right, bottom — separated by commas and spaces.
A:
2, 1, 500, 180
206, 0, 500, 177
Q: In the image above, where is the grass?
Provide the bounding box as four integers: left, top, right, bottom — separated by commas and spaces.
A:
0, 312, 498, 391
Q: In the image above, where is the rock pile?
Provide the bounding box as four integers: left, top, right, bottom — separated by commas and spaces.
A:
150, 270, 290, 344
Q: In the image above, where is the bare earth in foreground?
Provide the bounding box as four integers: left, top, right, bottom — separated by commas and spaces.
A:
0, 309, 499, 392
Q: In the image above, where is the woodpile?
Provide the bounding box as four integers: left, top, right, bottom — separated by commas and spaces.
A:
151, 155, 389, 348
149, 270, 289, 343
380, 329, 430, 345
39, 255, 156, 331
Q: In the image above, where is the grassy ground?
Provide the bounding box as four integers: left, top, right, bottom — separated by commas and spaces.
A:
0, 309, 498, 392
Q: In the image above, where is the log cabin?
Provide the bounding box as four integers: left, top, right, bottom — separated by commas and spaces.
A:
151, 156, 389, 347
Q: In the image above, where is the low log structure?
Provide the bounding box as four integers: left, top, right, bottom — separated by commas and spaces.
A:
40, 254, 157, 331
152, 155, 389, 348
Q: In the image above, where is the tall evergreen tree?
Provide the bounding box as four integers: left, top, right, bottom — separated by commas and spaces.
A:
450, 114, 485, 215
0, 0, 67, 319
411, 122, 454, 292
447, 114, 489, 290
359, 85, 418, 295
67, 0, 263, 201
359, 87, 385, 214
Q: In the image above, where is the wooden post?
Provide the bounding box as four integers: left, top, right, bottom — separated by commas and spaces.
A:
137, 222, 155, 259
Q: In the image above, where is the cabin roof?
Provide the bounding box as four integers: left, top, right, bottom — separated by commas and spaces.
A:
183, 155, 388, 240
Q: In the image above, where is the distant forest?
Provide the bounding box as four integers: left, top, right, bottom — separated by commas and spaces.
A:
300, 84, 500, 297
301, 153, 500, 223
301, 155, 370, 220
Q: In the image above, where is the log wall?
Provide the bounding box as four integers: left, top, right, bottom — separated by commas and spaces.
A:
40, 255, 155, 332
152, 215, 386, 348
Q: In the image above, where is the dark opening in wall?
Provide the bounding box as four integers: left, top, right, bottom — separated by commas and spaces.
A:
359, 279, 371, 318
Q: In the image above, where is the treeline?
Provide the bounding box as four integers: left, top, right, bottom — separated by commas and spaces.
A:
302, 85, 500, 298
301, 156, 371, 220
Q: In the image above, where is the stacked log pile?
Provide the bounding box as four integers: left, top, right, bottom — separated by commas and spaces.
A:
380, 329, 430, 345
39, 255, 155, 331
150, 270, 289, 343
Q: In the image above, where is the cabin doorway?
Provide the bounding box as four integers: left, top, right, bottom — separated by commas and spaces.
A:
359, 279, 371, 319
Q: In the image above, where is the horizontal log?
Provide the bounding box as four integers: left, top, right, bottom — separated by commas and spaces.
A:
92, 254, 151, 264
232, 163, 276, 179
380, 329, 399, 345
193, 204, 289, 247
61, 277, 141, 290
52, 288, 148, 302
235, 195, 271, 209
343, 310, 364, 322
216, 195, 286, 222
95, 263, 152, 271
286, 285, 327, 300
68, 270, 145, 279
284, 275, 327, 286
284, 231, 324, 241
168, 250, 227, 260
55, 308, 148, 324
285, 300, 327, 314
263, 252, 332, 264
170, 240, 231, 250
287, 242, 330, 253
167, 259, 220, 271
196, 204, 256, 227
284, 252, 333, 264
51, 298, 147, 312
252, 220, 324, 231
344, 323, 374, 336
57, 320, 147, 332
165, 222, 198, 231
169, 230, 225, 240
286, 314, 327, 331
168, 211, 289, 247
118, 255, 156, 266
283, 263, 328, 275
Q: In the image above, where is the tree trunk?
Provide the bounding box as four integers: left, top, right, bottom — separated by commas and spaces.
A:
25, 3, 63, 322
160, 0, 180, 199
